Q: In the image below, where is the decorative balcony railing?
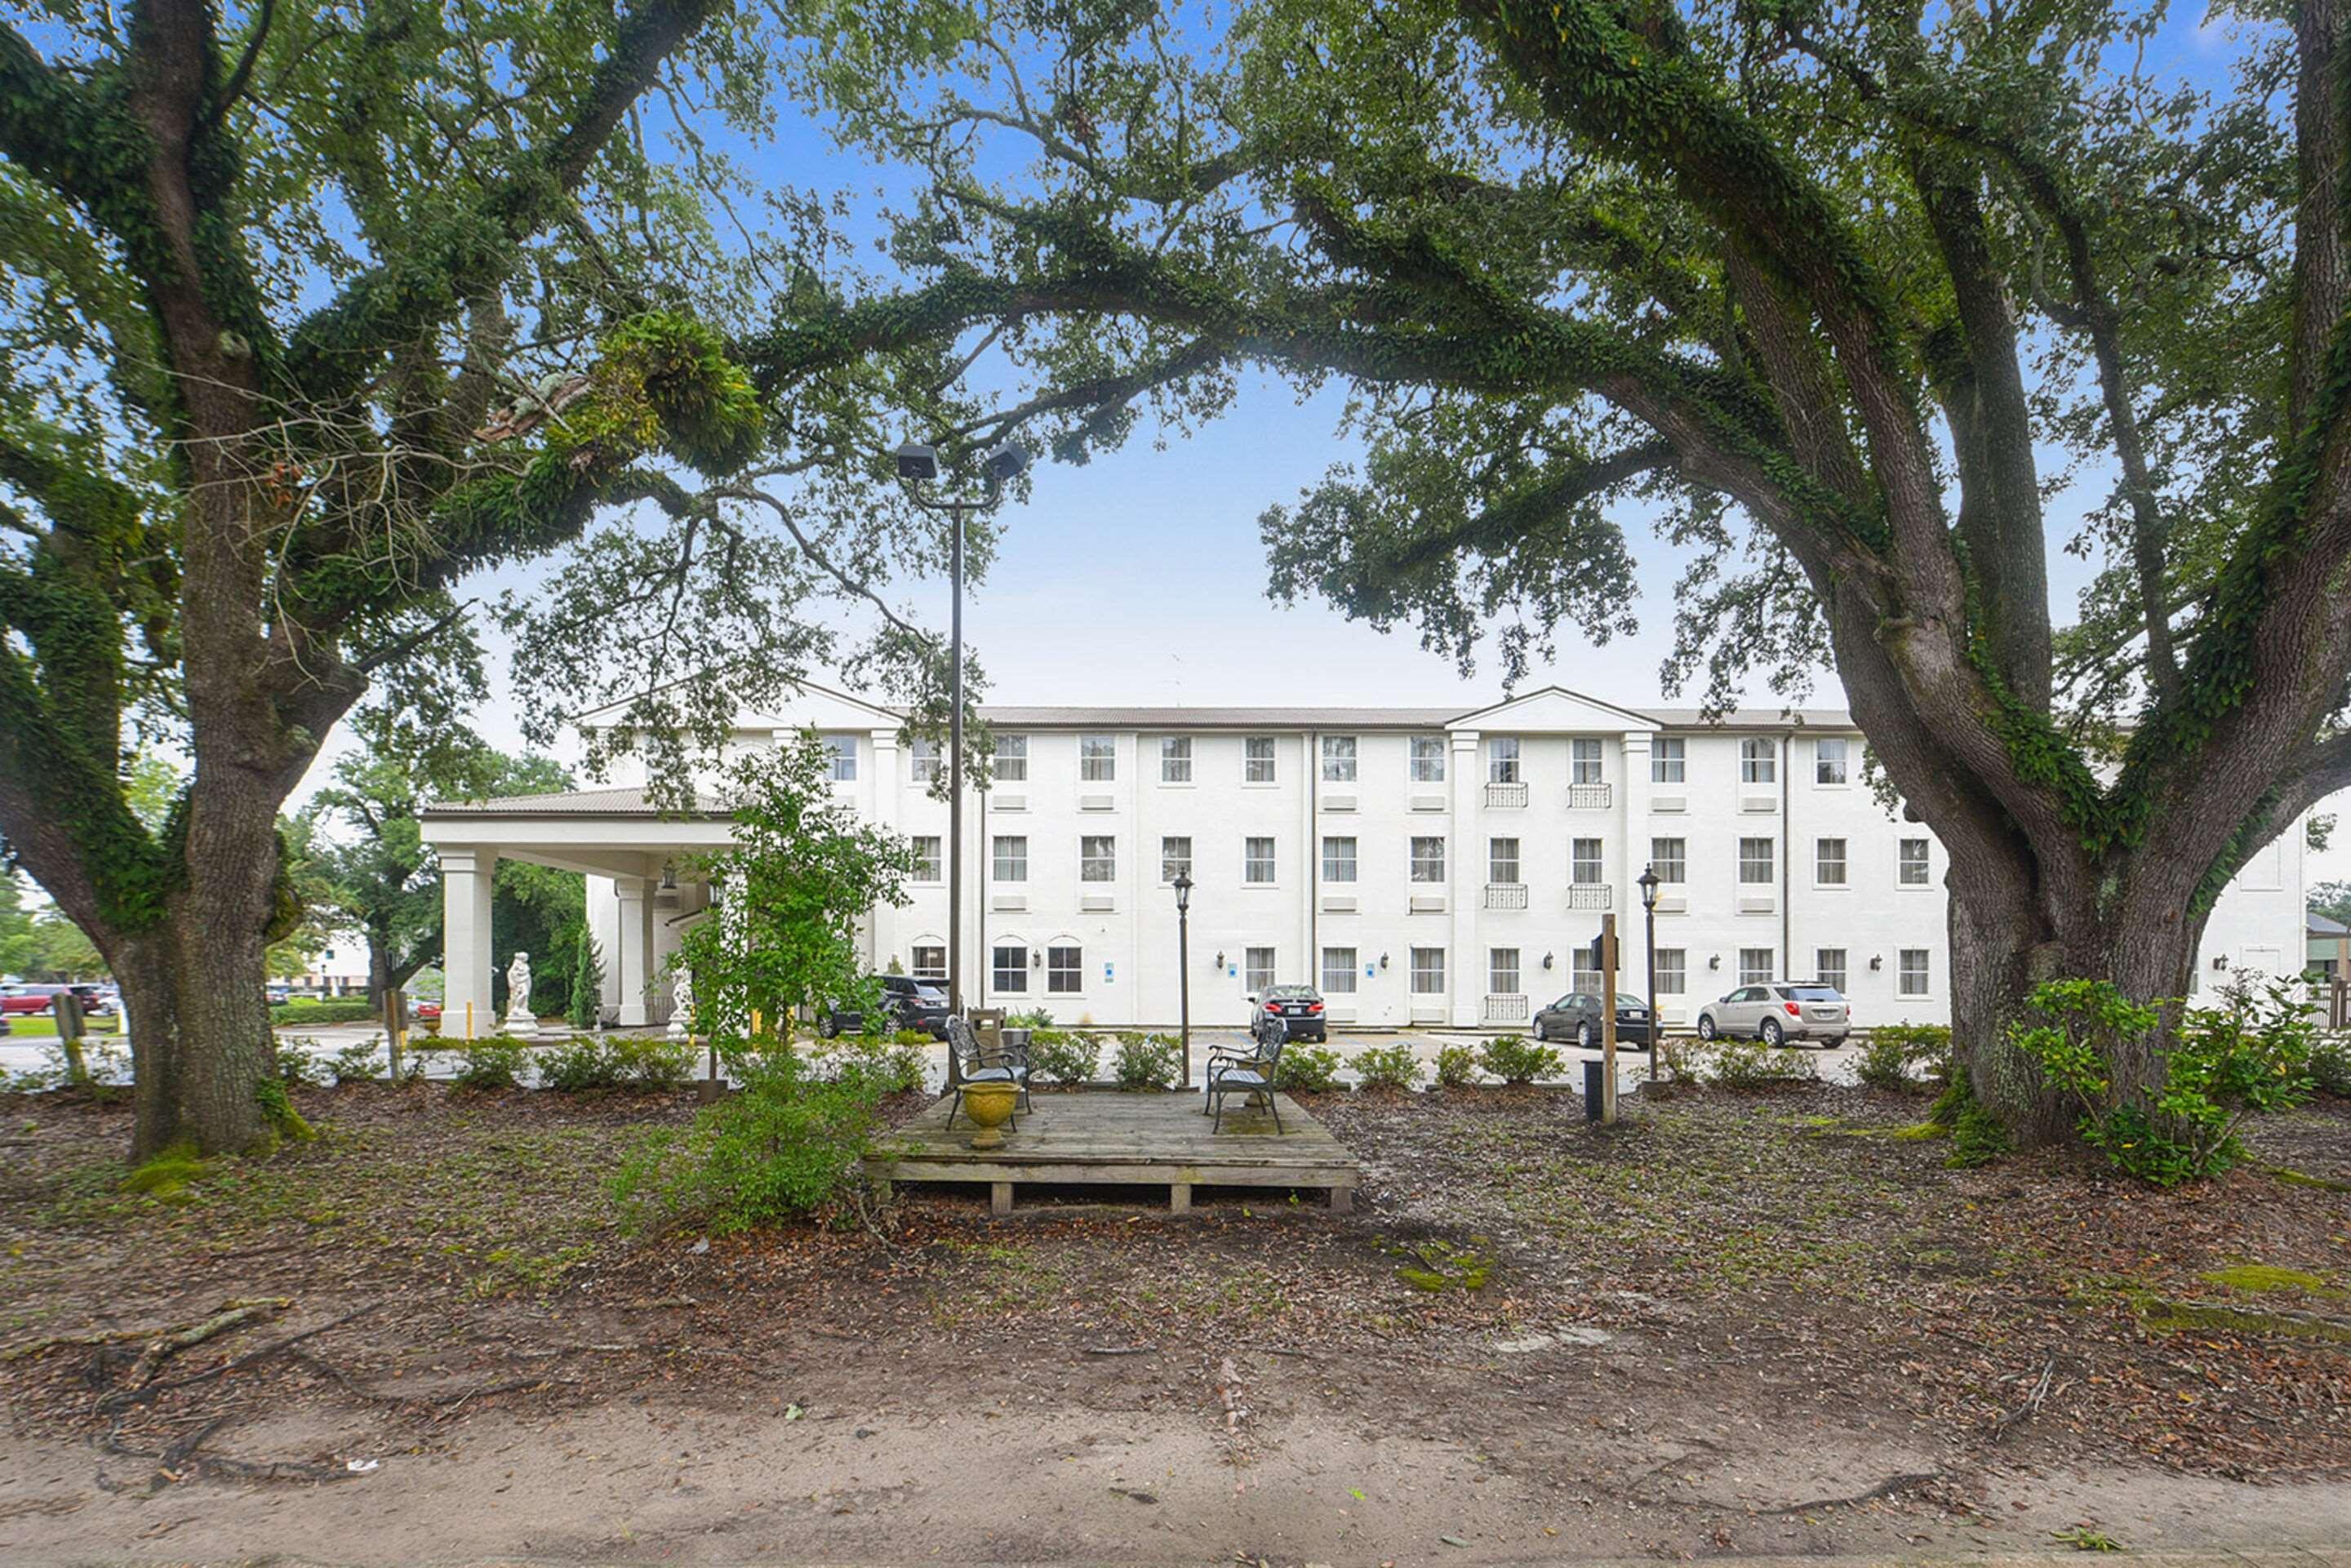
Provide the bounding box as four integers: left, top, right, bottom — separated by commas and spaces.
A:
1482, 993, 1530, 1024
1567, 883, 1613, 910
1484, 780, 1529, 808
1568, 782, 1613, 809
1484, 882, 1530, 909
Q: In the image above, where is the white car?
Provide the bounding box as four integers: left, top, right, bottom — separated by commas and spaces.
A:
1695, 982, 1851, 1047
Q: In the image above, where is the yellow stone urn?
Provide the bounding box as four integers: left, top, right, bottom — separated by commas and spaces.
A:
961, 1082, 1020, 1149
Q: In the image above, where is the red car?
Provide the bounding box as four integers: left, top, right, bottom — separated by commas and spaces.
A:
413, 1001, 443, 1023
2, 984, 112, 1016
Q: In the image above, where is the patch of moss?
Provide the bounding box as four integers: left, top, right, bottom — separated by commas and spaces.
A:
2135, 1297, 2351, 1344
120, 1142, 208, 1202
2200, 1264, 2340, 1297
2268, 1166, 2351, 1193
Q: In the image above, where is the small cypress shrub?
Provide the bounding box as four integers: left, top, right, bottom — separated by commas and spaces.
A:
568, 935, 605, 1031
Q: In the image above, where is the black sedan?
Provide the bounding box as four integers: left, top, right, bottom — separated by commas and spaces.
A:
1532, 992, 1655, 1049
1250, 984, 1328, 1042
818, 975, 949, 1038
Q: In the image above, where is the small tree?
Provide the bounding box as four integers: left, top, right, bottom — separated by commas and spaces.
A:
568, 933, 606, 1032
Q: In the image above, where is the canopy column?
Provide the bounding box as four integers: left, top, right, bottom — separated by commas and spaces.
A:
442, 848, 497, 1040
615, 875, 655, 1025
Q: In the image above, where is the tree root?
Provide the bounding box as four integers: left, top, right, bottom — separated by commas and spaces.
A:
100, 1301, 382, 1414
1746, 1471, 1943, 1517
1, 1297, 291, 1363
120, 1300, 292, 1391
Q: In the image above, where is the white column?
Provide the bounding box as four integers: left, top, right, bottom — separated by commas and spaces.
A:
1620, 734, 1652, 886
615, 876, 654, 1026
869, 728, 900, 972
1448, 731, 1481, 1027
442, 848, 497, 1040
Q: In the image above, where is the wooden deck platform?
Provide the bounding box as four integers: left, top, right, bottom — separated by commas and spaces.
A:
866, 1088, 1359, 1215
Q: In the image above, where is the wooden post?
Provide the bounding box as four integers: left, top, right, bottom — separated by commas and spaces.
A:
1600, 913, 1620, 1125
384, 988, 407, 1081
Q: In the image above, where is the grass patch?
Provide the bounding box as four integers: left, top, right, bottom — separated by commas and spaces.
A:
2200, 1264, 2340, 1297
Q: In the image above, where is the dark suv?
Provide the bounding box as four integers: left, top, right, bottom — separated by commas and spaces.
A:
818, 975, 949, 1038
1532, 992, 1655, 1049
1249, 984, 1327, 1042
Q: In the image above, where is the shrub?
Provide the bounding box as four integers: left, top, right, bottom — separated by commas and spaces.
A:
1112, 1032, 1182, 1090
2011, 975, 2314, 1186
893, 1028, 936, 1047
274, 1037, 329, 1087
544, 1036, 698, 1092
269, 998, 378, 1026
1029, 1028, 1102, 1085
1433, 1042, 1481, 1088
1350, 1042, 1424, 1092
1701, 1038, 1818, 1090
331, 1039, 384, 1083
568, 935, 605, 1031
1004, 1007, 1055, 1028
2312, 1033, 2351, 1098
1273, 1042, 1344, 1093
819, 1034, 927, 1096
1477, 1034, 1563, 1086
611, 1057, 881, 1233
1930, 1063, 2012, 1167
453, 1037, 531, 1091
1855, 1023, 1953, 1093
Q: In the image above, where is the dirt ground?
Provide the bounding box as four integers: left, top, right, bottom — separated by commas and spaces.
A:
3, 1076, 2349, 1564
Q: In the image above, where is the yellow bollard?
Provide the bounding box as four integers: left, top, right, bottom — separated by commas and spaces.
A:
750, 1008, 763, 1042
464, 1000, 474, 1040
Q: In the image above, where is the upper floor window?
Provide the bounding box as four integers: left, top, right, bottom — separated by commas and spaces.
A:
824, 735, 857, 781
994, 734, 1028, 783
992, 835, 1028, 882
1244, 735, 1277, 783
1411, 735, 1447, 783
1651, 737, 1686, 784
1815, 837, 1848, 886
1570, 739, 1604, 784
1322, 735, 1358, 783
1321, 836, 1358, 883
1487, 737, 1521, 784
909, 736, 940, 784
1079, 734, 1116, 782
1739, 836, 1775, 884
1571, 837, 1604, 884
1410, 835, 1446, 883
1160, 836, 1192, 883
1488, 837, 1522, 884
1899, 837, 1931, 886
1740, 738, 1776, 785
911, 835, 942, 882
1244, 836, 1277, 884
1160, 736, 1193, 783
1815, 737, 1850, 785
1650, 837, 1687, 882
1080, 835, 1117, 882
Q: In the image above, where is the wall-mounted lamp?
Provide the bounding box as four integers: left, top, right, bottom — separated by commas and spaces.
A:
1215, 951, 1224, 971
2212, 954, 2229, 971
1708, 953, 1722, 970
1032, 949, 1043, 969
1541, 951, 1554, 971
1379, 952, 1390, 971
1869, 953, 1883, 971
660, 864, 678, 891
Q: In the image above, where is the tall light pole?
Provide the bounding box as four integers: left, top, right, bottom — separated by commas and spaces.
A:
1173, 870, 1194, 1089
1638, 863, 1661, 1083
894, 438, 1029, 1025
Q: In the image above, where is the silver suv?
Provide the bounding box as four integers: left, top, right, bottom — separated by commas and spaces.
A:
1695, 982, 1851, 1048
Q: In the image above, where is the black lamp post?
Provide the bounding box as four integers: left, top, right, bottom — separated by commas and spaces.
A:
892, 438, 1029, 1025
1173, 869, 1194, 1090
1638, 863, 1661, 1082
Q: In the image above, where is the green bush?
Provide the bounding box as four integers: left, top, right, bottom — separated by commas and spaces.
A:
567, 935, 605, 1032
2011, 976, 2315, 1186
1112, 1032, 1182, 1091
453, 1037, 531, 1091
1476, 1033, 1563, 1086
816, 1034, 927, 1095
1702, 1039, 1818, 1090
1003, 1007, 1056, 1028
541, 1036, 696, 1092
274, 1037, 329, 1087
2312, 1033, 2351, 1097
1028, 1028, 1102, 1085
1433, 1042, 1481, 1088
611, 1057, 881, 1233
1273, 1042, 1344, 1093
893, 1028, 936, 1047
1350, 1042, 1424, 1092
1930, 1063, 2012, 1167
269, 998, 377, 1026
330, 1039, 384, 1083
1855, 1023, 1953, 1093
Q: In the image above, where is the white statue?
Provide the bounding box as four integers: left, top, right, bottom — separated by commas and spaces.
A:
667, 966, 695, 1040
503, 951, 540, 1037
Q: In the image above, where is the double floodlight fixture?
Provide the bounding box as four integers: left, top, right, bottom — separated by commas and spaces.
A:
891, 438, 1030, 489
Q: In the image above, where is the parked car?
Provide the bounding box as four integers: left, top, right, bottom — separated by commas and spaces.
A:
1532, 992, 1655, 1049
1695, 982, 1851, 1047
818, 975, 949, 1038
265, 984, 292, 1005
0, 983, 105, 1017
414, 1000, 443, 1023
1248, 984, 1328, 1043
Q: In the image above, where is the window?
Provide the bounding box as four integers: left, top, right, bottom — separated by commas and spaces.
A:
1047, 944, 1084, 994
993, 733, 1027, 783
1651, 737, 1686, 784
1244, 736, 1277, 784
1081, 835, 1116, 882
1159, 736, 1193, 783
909, 737, 940, 784
991, 944, 1028, 994
1244, 836, 1277, 884
1410, 947, 1446, 995
1573, 951, 1600, 993
1900, 948, 1931, 997
1411, 735, 1447, 782
1655, 948, 1687, 996
1244, 947, 1277, 993
910, 945, 945, 982
1739, 837, 1775, 885
1322, 734, 1358, 782
1740, 737, 1776, 784
1739, 948, 1775, 986
1080, 734, 1116, 782
1651, 837, 1687, 883
1899, 837, 1931, 886
824, 735, 856, 781
1571, 738, 1604, 784
1410, 835, 1446, 883
992, 835, 1028, 882
1160, 836, 1192, 883
910, 835, 942, 882
1489, 837, 1521, 884
1488, 736, 1521, 783
1321, 836, 1358, 882
1815, 837, 1847, 886
1815, 738, 1849, 785
1489, 947, 1522, 995
1816, 948, 1847, 993
1571, 837, 1604, 884
1322, 947, 1359, 993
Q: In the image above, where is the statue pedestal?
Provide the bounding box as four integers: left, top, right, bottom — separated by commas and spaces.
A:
502, 1006, 540, 1039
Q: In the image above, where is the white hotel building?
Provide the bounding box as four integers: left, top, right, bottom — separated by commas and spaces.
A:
421, 683, 2310, 1036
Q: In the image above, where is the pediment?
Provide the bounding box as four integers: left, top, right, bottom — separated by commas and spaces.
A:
1447, 685, 1660, 735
